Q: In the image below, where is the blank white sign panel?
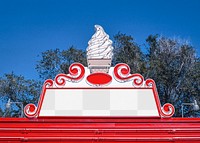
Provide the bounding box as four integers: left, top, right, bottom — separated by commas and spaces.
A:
39, 89, 159, 117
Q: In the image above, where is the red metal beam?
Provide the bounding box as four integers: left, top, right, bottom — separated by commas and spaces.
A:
0, 118, 200, 143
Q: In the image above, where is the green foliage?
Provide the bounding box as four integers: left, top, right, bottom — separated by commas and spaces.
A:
60, 47, 87, 73
36, 46, 87, 80
113, 32, 146, 74
0, 73, 41, 117
146, 35, 200, 117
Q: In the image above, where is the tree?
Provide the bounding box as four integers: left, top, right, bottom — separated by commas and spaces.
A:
60, 46, 87, 73
36, 46, 87, 80
146, 35, 200, 117
113, 32, 146, 74
0, 73, 41, 117
183, 58, 200, 117
35, 48, 62, 80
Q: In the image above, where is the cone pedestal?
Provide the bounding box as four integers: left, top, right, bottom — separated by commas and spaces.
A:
87, 59, 111, 73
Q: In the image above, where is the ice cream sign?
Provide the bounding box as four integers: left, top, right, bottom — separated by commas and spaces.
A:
24, 25, 175, 118
87, 25, 113, 74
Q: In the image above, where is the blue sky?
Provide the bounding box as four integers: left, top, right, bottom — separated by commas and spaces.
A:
0, 0, 200, 80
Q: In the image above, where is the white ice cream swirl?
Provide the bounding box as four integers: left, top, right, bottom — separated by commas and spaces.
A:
87, 25, 113, 59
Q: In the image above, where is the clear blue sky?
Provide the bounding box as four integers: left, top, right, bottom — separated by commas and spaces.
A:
0, 0, 200, 80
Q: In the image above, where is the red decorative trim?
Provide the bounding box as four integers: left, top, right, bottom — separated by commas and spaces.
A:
145, 79, 175, 118
24, 62, 175, 118
86, 73, 112, 86
113, 63, 144, 87
161, 103, 175, 118
24, 79, 53, 118
24, 63, 85, 118
145, 79, 156, 88
24, 103, 37, 118
55, 63, 85, 86
44, 79, 54, 88
113, 63, 175, 118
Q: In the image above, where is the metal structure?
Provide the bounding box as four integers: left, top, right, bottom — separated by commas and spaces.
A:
0, 118, 200, 142
3, 98, 23, 117
181, 100, 199, 117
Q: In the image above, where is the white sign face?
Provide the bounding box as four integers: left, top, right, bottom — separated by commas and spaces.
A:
39, 88, 159, 117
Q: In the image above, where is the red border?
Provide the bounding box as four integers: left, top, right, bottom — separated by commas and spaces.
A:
39, 88, 160, 118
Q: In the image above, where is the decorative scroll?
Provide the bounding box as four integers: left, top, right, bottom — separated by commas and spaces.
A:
24, 79, 53, 118
55, 63, 85, 87
24, 62, 175, 118
24, 104, 37, 118
114, 63, 144, 87
145, 79, 156, 88
145, 79, 175, 118
24, 64, 85, 118
44, 79, 54, 88
161, 103, 175, 118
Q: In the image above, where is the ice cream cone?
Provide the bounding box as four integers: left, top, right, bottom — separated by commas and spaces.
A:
86, 25, 113, 74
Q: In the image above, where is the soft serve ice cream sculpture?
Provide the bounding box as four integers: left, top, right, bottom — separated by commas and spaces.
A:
87, 25, 113, 73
